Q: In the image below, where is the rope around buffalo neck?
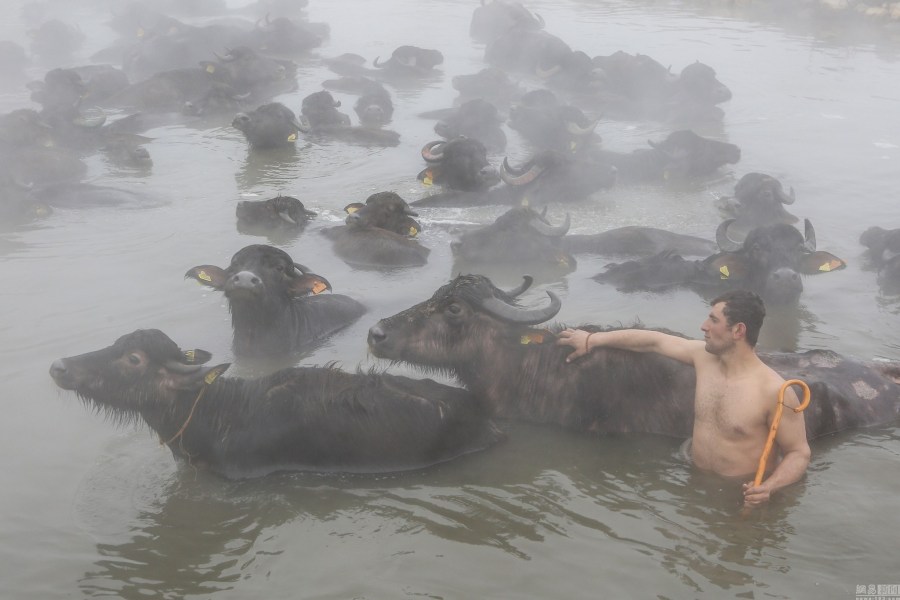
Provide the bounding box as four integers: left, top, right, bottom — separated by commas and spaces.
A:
162, 367, 224, 447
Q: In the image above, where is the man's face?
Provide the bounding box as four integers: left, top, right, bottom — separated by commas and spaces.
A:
701, 302, 737, 355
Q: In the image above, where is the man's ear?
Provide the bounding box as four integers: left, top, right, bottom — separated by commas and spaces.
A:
732, 321, 747, 341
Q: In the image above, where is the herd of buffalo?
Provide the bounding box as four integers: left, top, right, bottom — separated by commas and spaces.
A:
9, 0, 895, 477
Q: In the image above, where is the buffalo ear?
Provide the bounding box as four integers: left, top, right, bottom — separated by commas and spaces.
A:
181, 349, 213, 365
168, 363, 230, 391
704, 254, 750, 282
343, 202, 365, 215
185, 265, 228, 289
417, 166, 443, 186
289, 273, 332, 297
798, 251, 846, 275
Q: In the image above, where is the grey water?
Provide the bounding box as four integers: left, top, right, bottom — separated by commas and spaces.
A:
1, 0, 899, 598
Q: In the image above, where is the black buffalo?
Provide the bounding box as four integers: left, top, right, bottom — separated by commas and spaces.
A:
418, 137, 500, 192
860, 226, 900, 295
353, 83, 394, 126
715, 173, 799, 241
321, 192, 430, 268
589, 130, 741, 183
498, 150, 618, 205
451, 67, 524, 108
433, 98, 507, 152
367, 274, 900, 439
590, 52, 732, 123
50, 329, 501, 478
373, 46, 444, 78
300, 90, 400, 146
185, 245, 366, 357
485, 28, 572, 76
595, 219, 846, 305
508, 89, 598, 153
470, 0, 544, 44
235, 195, 317, 234
561, 226, 717, 258
232, 102, 308, 148
450, 207, 576, 280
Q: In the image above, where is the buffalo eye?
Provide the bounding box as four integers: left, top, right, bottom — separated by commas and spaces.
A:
446, 303, 462, 316
127, 353, 142, 366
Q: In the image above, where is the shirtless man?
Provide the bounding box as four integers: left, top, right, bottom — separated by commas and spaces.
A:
556, 290, 811, 508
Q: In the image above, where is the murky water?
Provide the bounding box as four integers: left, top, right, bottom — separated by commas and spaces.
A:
1, 0, 899, 598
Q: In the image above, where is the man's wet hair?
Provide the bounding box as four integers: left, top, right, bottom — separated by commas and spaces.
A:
711, 290, 766, 347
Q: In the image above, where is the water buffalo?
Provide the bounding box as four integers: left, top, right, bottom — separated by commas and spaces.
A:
29, 65, 130, 114
714, 173, 799, 241
367, 274, 900, 439
595, 219, 846, 305
49, 329, 501, 478
590, 52, 732, 123
433, 98, 507, 152
300, 90, 400, 146
373, 45, 444, 78
485, 28, 572, 75
232, 102, 308, 148
185, 244, 366, 357
354, 84, 394, 126
561, 226, 718, 257
498, 150, 618, 206
860, 226, 900, 295
470, 0, 544, 44
589, 130, 741, 183
235, 195, 316, 234
508, 89, 598, 153
450, 206, 576, 280
321, 192, 430, 268
418, 137, 501, 192
451, 67, 524, 108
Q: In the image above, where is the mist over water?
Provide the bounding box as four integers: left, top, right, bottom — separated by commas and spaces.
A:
1, 0, 899, 598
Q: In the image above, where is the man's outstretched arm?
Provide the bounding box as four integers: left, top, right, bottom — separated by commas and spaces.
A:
557, 328, 702, 365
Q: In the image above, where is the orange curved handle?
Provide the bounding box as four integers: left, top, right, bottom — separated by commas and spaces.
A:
752, 379, 811, 487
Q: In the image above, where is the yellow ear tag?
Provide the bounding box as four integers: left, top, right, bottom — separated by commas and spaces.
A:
570, 141, 577, 152
719, 265, 730, 279
422, 170, 433, 186
345, 206, 359, 214
521, 333, 545, 345
408, 226, 418, 237
197, 270, 212, 282
559, 257, 569, 267
184, 350, 196, 362
311, 281, 328, 294
204, 366, 225, 385
206, 64, 216, 74
287, 133, 297, 142
819, 259, 844, 272
521, 196, 530, 207
663, 170, 671, 181
136, 27, 144, 38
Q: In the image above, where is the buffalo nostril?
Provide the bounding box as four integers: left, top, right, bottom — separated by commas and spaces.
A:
49, 359, 66, 378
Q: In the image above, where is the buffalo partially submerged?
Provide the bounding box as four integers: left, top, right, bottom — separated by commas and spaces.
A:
860, 225, 900, 295
715, 173, 799, 241
232, 102, 308, 148
418, 137, 500, 192
451, 67, 524, 108
235, 195, 317, 234
589, 130, 741, 183
595, 219, 846, 305
373, 45, 444, 78
470, 0, 544, 44
322, 191, 429, 268
450, 207, 576, 280
50, 329, 501, 478
590, 52, 732, 123
433, 98, 507, 152
185, 245, 366, 357
508, 89, 598, 153
300, 90, 400, 146
367, 274, 900, 439
498, 150, 617, 205
561, 226, 717, 258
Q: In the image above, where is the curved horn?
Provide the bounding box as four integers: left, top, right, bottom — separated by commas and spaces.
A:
534, 12, 545, 27
535, 63, 562, 79
373, 56, 385, 68
778, 185, 796, 206
565, 118, 597, 137
293, 262, 312, 273
73, 114, 106, 128
293, 115, 311, 133
503, 275, 533, 298
500, 157, 544, 186
715, 219, 743, 252
479, 291, 561, 324
803, 219, 816, 252
529, 212, 570, 237
421, 140, 446, 162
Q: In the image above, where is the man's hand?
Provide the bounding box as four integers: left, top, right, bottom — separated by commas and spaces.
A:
556, 328, 591, 363
742, 481, 772, 508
